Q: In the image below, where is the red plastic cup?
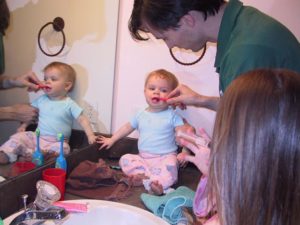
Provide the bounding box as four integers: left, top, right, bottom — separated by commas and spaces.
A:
42, 168, 66, 200
11, 162, 36, 176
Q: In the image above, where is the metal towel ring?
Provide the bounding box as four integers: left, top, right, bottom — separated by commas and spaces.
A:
169, 44, 207, 66
38, 17, 66, 57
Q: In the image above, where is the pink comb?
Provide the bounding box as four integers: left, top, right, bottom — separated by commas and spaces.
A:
53, 201, 88, 213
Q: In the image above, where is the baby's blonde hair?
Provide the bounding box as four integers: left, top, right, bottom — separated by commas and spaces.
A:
145, 69, 179, 90
43, 61, 76, 92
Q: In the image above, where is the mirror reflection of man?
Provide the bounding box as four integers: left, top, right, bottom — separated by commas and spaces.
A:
0, 0, 41, 124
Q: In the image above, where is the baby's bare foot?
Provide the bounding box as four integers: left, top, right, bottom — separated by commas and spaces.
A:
0, 152, 9, 164
150, 180, 163, 195
130, 174, 149, 186
44, 151, 58, 162
19, 153, 32, 162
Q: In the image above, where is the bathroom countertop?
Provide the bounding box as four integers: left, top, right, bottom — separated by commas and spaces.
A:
0, 130, 201, 221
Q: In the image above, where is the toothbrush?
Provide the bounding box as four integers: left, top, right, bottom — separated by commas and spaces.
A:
159, 97, 168, 101
32, 128, 44, 166
152, 97, 168, 102
37, 84, 51, 90
55, 133, 67, 171
176, 130, 209, 147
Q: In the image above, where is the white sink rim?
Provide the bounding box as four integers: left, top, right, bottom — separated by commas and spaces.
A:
4, 199, 169, 225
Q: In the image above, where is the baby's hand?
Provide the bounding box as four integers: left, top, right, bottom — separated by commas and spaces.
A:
96, 135, 114, 150
17, 123, 28, 133
87, 134, 97, 144
17, 126, 26, 133
19, 153, 32, 162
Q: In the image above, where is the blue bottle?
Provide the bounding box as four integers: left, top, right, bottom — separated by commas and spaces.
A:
55, 133, 67, 171
32, 128, 44, 166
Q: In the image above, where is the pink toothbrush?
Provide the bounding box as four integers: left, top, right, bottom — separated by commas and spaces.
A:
152, 97, 168, 102
37, 84, 51, 90
159, 97, 168, 101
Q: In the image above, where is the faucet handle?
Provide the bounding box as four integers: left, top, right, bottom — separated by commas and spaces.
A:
21, 194, 28, 211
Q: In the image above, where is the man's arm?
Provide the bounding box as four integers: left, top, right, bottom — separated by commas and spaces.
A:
0, 71, 41, 91
167, 84, 220, 111
0, 104, 38, 123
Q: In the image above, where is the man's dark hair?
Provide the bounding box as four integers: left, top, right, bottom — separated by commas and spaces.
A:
129, 0, 225, 41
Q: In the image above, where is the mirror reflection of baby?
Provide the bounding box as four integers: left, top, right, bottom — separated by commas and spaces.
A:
97, 69, 185, 195
0, 62, 96, 164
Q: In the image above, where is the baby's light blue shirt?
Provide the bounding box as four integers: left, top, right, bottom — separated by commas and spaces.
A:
130, 108, 184, 154
31, 95, 83, 138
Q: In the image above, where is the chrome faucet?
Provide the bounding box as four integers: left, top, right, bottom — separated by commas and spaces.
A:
9, 181, 68, 225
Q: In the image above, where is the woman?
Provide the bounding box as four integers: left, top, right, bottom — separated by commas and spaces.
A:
209, 69, 300, 225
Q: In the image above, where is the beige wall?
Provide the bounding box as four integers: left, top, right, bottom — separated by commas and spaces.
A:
0, 0, 119, 144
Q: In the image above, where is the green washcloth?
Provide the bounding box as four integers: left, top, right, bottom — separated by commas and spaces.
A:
141, 186, 195, 224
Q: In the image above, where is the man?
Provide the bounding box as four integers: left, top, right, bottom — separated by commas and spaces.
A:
129, 0, 300, 110
0, 0, 40, 123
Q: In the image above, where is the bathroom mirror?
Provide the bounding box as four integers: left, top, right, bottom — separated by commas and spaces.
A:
0, 0, 119, 180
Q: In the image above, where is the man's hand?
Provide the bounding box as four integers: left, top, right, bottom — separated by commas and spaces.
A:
0, 104, 38, 123
166, 84, 201, 107
166, 84, 219, 111
14, 71, 42, 92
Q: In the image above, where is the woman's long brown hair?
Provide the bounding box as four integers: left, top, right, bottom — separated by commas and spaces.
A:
209, 69, 300, 225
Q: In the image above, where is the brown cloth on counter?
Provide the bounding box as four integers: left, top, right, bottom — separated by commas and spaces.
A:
66, 159, 133, 201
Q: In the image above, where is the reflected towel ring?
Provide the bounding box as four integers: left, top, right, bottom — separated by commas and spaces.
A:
169, 44, 207, 66
38, 17, 66, 57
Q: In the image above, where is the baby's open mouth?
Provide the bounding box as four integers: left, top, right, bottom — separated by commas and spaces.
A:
152, 97, 160, 103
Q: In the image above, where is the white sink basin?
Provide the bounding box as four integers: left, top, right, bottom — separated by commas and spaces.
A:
4, 199, 169, 225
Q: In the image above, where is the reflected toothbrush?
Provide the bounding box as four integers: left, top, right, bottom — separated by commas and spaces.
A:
55, 133, 67, 171
32, 128, 44, 166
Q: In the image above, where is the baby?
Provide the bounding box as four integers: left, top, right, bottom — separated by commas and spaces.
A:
0, 61, 96, 164
97, 69, 184, 195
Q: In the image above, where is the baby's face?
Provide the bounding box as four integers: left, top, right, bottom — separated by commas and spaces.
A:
144, 76, 172, 111
43, 67, 72, 100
